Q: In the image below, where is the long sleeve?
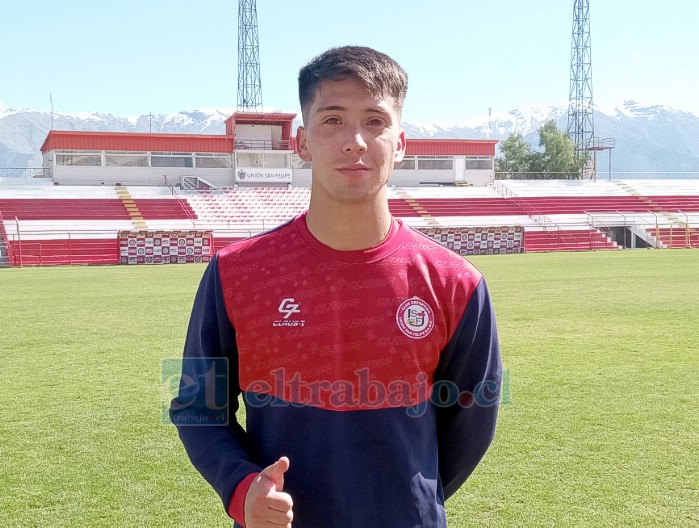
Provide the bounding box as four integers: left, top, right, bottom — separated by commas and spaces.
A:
434, 276, 502, 499
170, 256, 261, 514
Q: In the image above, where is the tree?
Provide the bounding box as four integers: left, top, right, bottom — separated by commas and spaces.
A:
496, 120, 588, 179
536, 120, 587, 178
495, 133, 534, 176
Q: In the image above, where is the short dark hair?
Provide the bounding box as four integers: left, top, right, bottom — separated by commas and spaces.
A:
298, 46, 408, 120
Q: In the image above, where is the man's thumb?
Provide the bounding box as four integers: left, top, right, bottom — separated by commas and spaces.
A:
260, 456, 290, 491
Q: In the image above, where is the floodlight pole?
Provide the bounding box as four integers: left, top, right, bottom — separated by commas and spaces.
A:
567, 0, 595, 178
238, 0, 263, 111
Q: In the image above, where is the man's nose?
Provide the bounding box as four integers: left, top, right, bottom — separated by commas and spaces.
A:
343, 127, 368, 154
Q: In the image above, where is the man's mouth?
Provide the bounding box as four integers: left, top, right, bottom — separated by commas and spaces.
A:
337, 165, 370, 176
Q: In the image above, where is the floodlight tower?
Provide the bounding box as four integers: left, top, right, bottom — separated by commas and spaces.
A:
237, 0, 262, 111
567, 0, 594, 157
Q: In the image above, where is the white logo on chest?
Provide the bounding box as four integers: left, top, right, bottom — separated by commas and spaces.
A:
396, 298, 434, 339
278, 298, 301, 319
274, 298, 305, 327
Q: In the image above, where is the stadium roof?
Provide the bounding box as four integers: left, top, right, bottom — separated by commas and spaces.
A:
41, 131, 233, 154
405, 139, 498, 156
40, 115, 498, 157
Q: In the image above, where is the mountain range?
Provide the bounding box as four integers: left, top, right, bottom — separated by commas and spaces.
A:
1, 102, 698, 173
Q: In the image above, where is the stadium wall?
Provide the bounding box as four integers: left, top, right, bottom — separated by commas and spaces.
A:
52, 166, 236, 187
289, 168, 495, 188
48, 162, 493, 188
464, 169, 493, 186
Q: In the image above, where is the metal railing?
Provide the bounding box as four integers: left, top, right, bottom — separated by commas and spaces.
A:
495, 171, 582, 180
163, 176, 196, 228
0, 168, 47, 179
188, 218, 285, 234
609, 172, 699, 180
4, 226, 264, 266
586, 211, 699, 249
495, 171, 699, 180
4, 228, 118, 267
233, 139, 292, 151
493, 179, 562, 234
0, 210, 14, 265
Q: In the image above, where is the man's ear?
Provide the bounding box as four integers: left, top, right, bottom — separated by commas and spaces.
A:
393, 130, 406, 164
296, 126, 312, 162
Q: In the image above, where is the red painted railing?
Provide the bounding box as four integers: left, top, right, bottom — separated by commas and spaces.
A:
0, 209, 14, 266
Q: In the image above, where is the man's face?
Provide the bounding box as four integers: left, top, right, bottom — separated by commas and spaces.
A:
296, 77, 406, 208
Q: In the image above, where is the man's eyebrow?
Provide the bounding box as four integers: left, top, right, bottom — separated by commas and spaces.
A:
315, 105, 347, 113
315, 105, 391, 114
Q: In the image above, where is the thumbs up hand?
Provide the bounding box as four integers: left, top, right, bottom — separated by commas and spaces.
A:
244, 457, 293, 527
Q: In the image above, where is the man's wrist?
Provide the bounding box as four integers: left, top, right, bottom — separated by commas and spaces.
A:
228, 472, 260, 526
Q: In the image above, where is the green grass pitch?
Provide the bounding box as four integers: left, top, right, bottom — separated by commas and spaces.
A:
1, 250, 697, 526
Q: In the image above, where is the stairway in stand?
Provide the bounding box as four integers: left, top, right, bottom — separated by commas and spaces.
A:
394, 189, 441, 227
0, 242, 9, 267
524, 229, 620, 252
116, 187, 148, 230
0, 211, 11, 267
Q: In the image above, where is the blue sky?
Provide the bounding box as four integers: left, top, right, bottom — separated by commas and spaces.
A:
2, 0, 698, 125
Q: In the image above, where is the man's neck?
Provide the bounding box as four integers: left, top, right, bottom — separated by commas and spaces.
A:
305, 201, 393, 251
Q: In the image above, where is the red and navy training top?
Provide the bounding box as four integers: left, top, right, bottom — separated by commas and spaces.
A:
172, 213, 501, 527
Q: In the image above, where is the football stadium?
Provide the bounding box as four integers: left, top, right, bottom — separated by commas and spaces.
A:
2, 117, 699, 267
1, 109, 698, 526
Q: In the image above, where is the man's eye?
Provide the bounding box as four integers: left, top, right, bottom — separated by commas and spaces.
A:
368, 118, 386, 126
323, 117, 341, 125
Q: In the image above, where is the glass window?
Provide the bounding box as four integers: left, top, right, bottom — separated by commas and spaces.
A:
261, 153, 288, 169
151, 155, 193, 168
106, 154, 148, 167
236, 152, 264, 167
394, 157, 416, 170
464, 157, 493, 170
56, 153, 102, 166
291, 155, 312, 169
236, 152, 289, 168
417, 157, 453, 170
196, 156, 232, 168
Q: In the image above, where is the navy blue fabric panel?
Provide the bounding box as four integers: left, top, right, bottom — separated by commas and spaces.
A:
242, 395, 447, 528
170, 257, 262, 513
434, 276, 501, 499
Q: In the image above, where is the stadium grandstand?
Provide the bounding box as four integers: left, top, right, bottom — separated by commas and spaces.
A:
1, 111, 699, 267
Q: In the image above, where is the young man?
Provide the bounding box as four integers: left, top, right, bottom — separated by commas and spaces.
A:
171, 46, 501, 528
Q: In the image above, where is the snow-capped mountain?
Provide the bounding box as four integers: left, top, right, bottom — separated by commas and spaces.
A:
403, 102, 699, 172
2, 102, 699, 172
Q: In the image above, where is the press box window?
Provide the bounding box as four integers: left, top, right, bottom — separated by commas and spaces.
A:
395, 156, 416, 170
106, 151, 148, 167
195, 153, 232, 168
55, 150, 102, 166
417, 156, 453, 170
464, 157, 493, 170
151, 152, 193, 168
